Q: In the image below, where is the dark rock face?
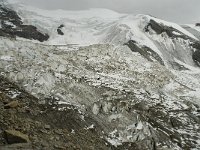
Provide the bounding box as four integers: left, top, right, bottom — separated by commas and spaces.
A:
0, 5, 49, 42
191, 41, 200, 50
0, 4, 22, 26
190, 42, 200, 65
125, 40, 165, 66
57, 24, 64, 35
57, 28, 64, 35
171, 61, 189, 71
0, 76, 112, 150
192, 50, 200, 66
58, 24, 64, 28
196, 23, 200, 26
145, 19, 200, 67
129, 101, 200, 150
145, 19, 194, 41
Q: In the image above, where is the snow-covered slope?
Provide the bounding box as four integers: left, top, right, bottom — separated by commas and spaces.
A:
2, 1, 200, 70
1, 1, 200, 149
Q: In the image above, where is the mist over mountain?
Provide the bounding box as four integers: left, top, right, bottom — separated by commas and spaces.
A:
19, 0, 200, 23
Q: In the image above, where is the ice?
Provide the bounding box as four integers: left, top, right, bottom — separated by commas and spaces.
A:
0, 56, 13, 61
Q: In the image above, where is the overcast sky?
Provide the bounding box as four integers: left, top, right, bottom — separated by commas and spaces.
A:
20, 0, 200, 24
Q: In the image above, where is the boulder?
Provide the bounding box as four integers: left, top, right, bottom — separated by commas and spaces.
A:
4, 130, 29, 144
58, 24, 64, 29
57, 28, 64, 35
125, 40, 165, 65
4, 100, 19, 109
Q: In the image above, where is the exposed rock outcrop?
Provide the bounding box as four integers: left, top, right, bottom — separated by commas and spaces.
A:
195, 23, 200, 26
4, 130, 29, 144
124, 40, 164, 65
57, 24, 64, 35
0, 76, 113, 150
145, 19, 194, 40
4, 100, 19, 109
0, 4, 49, 42
145, 19, 200, 68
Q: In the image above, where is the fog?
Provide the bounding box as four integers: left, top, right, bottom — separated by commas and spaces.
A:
20, 0, 200, 23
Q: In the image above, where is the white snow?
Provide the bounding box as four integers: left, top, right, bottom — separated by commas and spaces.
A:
106, 129, 123, 146
187, 24, 200, 33
86, 124, 95, 130
136, 121, 143, 130
172, 31, 181, 36
0, 56, 14, 61
3, 21, 16, 28
106, 137, 122, 146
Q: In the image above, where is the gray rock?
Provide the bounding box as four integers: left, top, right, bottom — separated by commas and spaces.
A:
44, 124, 51, 130
4, 130, 29, 144
4, 100, 19, 109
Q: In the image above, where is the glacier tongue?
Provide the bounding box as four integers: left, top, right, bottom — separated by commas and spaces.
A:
0, 37, 200, 149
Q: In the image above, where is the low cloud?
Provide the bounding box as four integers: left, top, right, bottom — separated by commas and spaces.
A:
21, 0, 200, 23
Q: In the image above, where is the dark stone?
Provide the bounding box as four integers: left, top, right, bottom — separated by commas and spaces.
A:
195, 23, 200, 27
4, 130, 29, 144
58, 24, 64, 29
14, 25, 49, 42
57, 28, 64, 35
190, 42, 200, 50
4, 100, 19, 109
124, 40, 165, 66
145, 19, 164, 34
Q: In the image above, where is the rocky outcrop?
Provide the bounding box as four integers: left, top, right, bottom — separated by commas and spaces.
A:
145, 19, 194, 41
192, 50, 200, 66
57, 24, 64, 35
196, 23, 200, 26
145, 19, 200, 68
4, 130, 29, 144
189, 42, 200, 65
0, 76, 113, 150
0, 4, 49, 42
124, 40, 164, 65
4, 100, 20, 109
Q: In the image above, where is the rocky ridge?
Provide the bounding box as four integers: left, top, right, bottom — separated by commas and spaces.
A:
0, 4, 49, 42
0, 76, 114, 150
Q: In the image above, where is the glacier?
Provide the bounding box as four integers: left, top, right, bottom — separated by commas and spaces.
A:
0, 1, 200, 149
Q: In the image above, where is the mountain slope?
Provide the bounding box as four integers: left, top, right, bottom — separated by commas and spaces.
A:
0, 1, 200, 150
3, 1, 200, 70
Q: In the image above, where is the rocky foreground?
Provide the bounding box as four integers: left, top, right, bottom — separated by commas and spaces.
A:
0, 76, 116, 150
